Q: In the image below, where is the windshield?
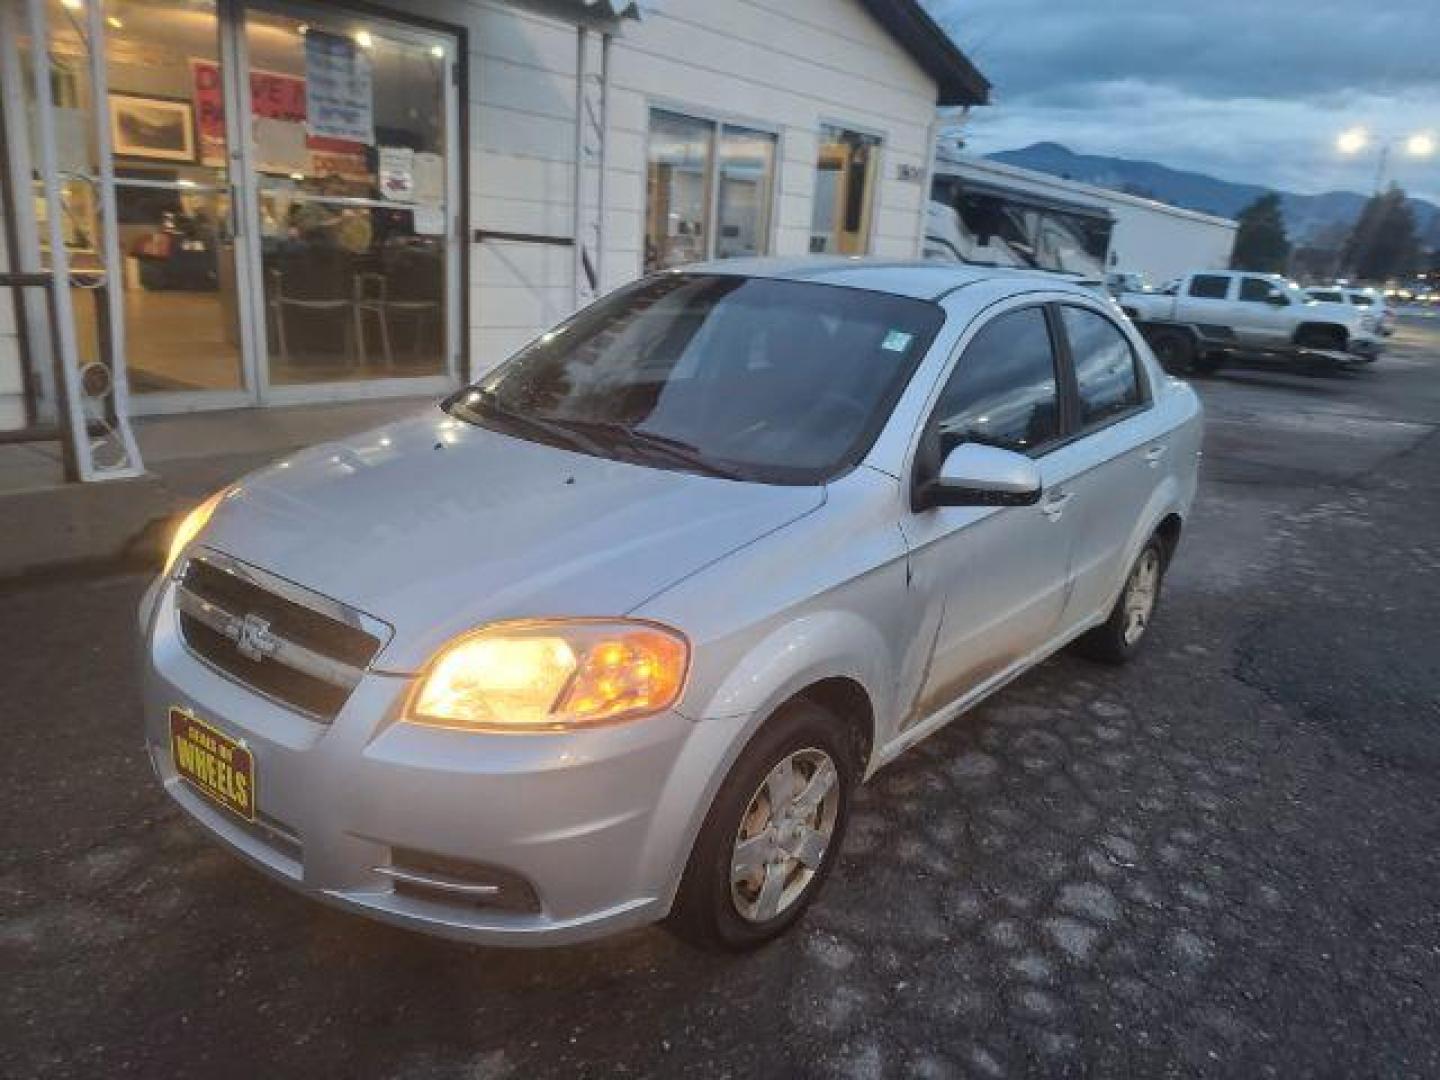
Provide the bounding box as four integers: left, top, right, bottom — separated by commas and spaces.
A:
447, 274, 944, 485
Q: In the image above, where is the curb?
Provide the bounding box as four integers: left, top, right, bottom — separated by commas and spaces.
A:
0, 473, 179, 584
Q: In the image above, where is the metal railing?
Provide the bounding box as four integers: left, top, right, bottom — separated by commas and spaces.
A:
0, 269, 134, 481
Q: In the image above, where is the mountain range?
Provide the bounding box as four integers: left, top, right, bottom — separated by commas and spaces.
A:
986, 142, 1440, 250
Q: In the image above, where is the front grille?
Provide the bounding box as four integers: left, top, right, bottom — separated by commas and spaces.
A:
175, 551, 389, 721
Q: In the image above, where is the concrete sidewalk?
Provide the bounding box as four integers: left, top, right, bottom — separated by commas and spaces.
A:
0, 395, 433, 579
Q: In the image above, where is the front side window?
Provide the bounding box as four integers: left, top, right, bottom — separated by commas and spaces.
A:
810, 125, 881, 255
1060, 306, 1144, 428
1309, 289, 1344, 302
449, 275, 943, 485
645, 111, 776, 272
1346, 291, 1374, 306
1188, 275, 1230, 299
929, 307, 1061, 456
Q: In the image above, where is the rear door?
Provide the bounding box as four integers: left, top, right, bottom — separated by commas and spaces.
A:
1235, 275, 1296, 346
1049, 303, 1167, 631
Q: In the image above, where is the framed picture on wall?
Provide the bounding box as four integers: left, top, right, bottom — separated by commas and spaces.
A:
109, 94, 196, 162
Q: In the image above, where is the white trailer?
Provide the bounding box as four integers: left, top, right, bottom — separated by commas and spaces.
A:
928, 152, 1237, 287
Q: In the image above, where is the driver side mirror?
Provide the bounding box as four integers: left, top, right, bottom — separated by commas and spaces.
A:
915, 442, 1043, 510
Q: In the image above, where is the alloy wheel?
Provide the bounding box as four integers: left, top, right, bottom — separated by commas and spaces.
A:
1122, 547, 1162, 645
729, 747, 840, 923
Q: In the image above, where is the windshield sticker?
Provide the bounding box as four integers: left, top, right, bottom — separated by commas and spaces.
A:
881, 330, 914, 353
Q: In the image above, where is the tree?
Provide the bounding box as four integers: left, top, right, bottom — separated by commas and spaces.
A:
1342, 186, 1420, 281
1230, 193, 1291, 273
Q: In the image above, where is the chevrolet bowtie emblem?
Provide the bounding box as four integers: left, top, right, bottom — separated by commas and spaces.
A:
231, 612, 280, 662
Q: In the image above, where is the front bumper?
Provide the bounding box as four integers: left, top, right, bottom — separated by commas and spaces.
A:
140, 578, 732, 946
1350, 333, 1383, 358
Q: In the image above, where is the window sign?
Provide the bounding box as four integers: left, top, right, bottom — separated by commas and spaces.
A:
191, 59, 367, 177
379, 146, 415, 201
413, 152, 445, 203
304, 30, 374, 145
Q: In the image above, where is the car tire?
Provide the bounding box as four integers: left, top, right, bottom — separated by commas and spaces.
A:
1148, 328, 1197, 374
667, 699, 855, 952
1190, 350, 1222, 375
1295, 323, 1347, 352
1074, 537, 1166, 664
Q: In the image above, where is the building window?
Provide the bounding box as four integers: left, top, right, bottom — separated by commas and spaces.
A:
810, 125, 881, 255
645, 110, 776, 272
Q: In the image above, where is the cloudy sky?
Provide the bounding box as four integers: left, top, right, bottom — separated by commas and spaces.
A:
922, 0, 1440, 203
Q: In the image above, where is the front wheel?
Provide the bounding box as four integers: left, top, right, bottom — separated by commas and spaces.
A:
1074, 538, 1165, 664
667, 700, 855, 951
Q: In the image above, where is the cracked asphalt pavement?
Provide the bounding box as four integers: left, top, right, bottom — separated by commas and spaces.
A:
4, 315, 1440, 1079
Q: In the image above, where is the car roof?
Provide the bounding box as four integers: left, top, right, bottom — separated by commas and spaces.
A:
678, 256, 1103, 301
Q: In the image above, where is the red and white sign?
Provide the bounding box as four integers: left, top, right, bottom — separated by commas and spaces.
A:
190, 59, 368, 178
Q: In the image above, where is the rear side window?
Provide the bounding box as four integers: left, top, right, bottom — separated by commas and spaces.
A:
1188, 275, 1229, 299
930, 306, 1061, 455
1310, 289, 1343, 302
1347, 292, 1373, 306
1060, 306, 1144, 427
1239, 277, 1283, 302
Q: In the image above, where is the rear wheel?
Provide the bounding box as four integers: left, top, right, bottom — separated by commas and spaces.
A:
1147, 327, 1198, 374
668, 699, 855, 951
1074, 538, 1165, 664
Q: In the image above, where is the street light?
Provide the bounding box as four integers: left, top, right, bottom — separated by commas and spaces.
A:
1337, 126, 1369, 155
1338, 127, 1435, 193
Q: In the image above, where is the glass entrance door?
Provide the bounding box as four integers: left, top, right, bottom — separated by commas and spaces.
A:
103, 0, 250, 404
241, 4, 458, 399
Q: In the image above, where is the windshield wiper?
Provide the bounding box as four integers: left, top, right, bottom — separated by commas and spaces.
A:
559, 419, 743, 480
447, 390, 608, 458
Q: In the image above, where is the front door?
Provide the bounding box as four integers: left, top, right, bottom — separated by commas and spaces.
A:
902, 303, 1078, 725
21, 0, 460, 416
18, 0, 257, 416
240, 3, 460, 404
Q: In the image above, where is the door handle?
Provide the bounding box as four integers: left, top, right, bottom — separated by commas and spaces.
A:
1144, 444, 1167, 466
1041, 491, 1073, 520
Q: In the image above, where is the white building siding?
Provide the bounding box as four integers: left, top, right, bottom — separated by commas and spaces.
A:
0, 169, 25, 431
603, 0, 937, 288
417, 0, 941, 378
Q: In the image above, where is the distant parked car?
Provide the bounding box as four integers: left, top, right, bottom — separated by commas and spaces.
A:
1305, 285, 1396, 336
1120, 271, 1383, 373
139, 258, 1203, 950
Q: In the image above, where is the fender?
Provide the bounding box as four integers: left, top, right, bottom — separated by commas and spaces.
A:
634, 608, 898, 913
1097, 475, 1188, 620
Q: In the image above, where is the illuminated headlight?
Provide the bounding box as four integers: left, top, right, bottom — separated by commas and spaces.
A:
162, 486, 232, 576
408, 620, 689, 731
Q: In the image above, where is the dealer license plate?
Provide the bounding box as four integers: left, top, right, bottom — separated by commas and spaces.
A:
169, 707, 256, 822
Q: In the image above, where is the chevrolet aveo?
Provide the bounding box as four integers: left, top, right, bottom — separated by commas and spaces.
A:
140, 259, 1202, 950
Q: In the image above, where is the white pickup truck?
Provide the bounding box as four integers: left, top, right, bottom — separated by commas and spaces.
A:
1119, 271, 1383, 373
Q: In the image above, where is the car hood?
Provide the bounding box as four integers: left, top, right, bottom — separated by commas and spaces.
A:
198, 408, 824, 672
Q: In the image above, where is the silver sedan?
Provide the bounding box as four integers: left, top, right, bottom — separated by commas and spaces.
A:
139, 258, 1202, 950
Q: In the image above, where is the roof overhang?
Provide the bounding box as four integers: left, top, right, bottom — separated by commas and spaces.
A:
858, 0, 990, 107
